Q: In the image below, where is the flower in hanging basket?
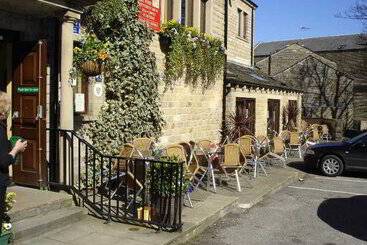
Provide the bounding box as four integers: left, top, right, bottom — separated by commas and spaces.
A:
80, 61, 102, 77
73, 33, 110, 76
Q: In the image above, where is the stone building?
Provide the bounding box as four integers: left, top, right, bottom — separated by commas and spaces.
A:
0, 0, 302, 187
78, 0, 301, 144
0, 0, 92, 186
255, 34, 367, 130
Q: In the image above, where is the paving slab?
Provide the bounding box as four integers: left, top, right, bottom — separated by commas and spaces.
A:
15, 164, 304, 245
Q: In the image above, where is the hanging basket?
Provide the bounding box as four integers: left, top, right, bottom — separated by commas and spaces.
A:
80, 61, 102, 77
158, 34, 172, 53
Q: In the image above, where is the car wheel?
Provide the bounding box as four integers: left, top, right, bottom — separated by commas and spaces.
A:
320, 155, 344, 177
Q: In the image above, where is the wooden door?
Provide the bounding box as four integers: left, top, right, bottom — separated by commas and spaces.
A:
236, 98, 256, 136
268, 99, 280, 135
12, 41, 47, 187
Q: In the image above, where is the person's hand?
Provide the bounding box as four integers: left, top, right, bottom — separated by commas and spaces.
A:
13, 140, 28, 153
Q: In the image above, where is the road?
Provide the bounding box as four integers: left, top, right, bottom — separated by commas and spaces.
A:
188, 169, 367, 245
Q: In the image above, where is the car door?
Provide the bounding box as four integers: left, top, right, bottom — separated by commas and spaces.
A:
347, 135, 367, 168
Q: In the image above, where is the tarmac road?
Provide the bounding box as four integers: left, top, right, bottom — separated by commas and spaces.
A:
188, 170, 367, 245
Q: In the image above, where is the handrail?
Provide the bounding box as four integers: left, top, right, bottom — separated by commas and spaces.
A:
47, 128, 184, 164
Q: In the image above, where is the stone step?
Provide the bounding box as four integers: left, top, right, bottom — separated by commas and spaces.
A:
13, 206, 86, 242
8, 186, 73, 222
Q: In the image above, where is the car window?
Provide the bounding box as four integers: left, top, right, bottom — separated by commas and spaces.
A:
349, 132, 367, 144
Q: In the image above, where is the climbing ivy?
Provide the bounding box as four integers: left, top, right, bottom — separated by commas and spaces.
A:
82, 0, 164, 155
160, 20, 225, 90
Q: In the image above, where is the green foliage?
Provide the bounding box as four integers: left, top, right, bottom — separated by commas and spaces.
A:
82, 0, 164, 155
160, 20, 225, 90
150, 155, 190, 196
73, 34, 110, 67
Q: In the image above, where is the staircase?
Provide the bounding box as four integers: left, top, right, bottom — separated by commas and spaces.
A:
8, 186, 86, 242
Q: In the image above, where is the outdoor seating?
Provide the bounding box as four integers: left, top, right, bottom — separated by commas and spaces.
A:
279, 130, 291, 143
221, 144, 243, 192
133, 137, 154, 157
194, 139, 219, 192
260, 136, 287, 168
98, 143, 144, 211
238, 135, 256, 160
166, 144, 194, 208
256, 135, 271, 153
321, 124, 331, 141
288, 131, 303, 158
178, 142, 206, 190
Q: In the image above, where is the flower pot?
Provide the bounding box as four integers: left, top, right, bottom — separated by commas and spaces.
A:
158, 35, 172, 53
0, 232, 12, 245
80, 61, 102, 76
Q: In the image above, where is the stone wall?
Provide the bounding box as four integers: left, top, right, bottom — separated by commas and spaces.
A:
317, 50, 367, 121
226, 86, 302, 136
151, 35, 223, 145
225, 0, 253, 66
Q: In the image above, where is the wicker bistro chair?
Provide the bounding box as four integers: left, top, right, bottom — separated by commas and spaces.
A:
132, 138, 154, 158
256, 135, 271, 154
287, 131, 303, 158
238, 135, 256, 160
166, 144, 194, 208
98, 143, 144, 211
178, 142, 206, 189
279, 130, 291, 143
221, 144, 243, 192
321, 124, 331, 141
260, 137, 287, 168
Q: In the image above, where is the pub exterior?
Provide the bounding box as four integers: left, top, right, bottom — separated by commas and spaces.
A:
0, 0, 302, 189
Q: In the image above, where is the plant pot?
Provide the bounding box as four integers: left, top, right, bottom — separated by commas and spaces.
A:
158, 34, 172, 53
151, 195, 183, 227
0, 232, 12, 245
80, 61, 102, 76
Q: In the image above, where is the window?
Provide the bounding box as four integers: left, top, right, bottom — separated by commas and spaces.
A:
237, 9, 242, 37
181, 0, 193, 26
243, 12, 248, 38
237, 9, 248, 39
200, 0, 207, 33
165, 0, 174, 21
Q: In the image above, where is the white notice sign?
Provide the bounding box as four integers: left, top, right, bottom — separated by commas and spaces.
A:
75, 93, 85, 113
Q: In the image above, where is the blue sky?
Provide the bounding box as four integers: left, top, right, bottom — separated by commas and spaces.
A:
255, 0, 363, 43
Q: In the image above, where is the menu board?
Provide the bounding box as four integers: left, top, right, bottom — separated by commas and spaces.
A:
138, 0, 161, 32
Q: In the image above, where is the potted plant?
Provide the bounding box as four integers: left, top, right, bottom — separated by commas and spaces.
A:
0, 192, 16, 245
149, 155, 189, 227
73, 34, 110, 76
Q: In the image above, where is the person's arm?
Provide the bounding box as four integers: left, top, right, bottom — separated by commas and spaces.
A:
0, 153, 15, 169
0, 140, 27, 169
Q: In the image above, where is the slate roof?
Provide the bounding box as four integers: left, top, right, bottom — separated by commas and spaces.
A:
226, 62, 301, 92
255, 34, 367, 57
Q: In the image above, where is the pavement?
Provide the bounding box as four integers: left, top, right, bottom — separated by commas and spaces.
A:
188, 162, 367, 245
14, 161, 304, 245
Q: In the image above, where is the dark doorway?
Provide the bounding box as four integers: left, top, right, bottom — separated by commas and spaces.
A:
236, 98, 256, 135
268, 99, 280, 135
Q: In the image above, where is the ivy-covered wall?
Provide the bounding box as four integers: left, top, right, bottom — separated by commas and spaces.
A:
152, 34, 224, 145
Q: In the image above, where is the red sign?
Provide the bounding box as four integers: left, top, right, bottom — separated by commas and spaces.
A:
138, 0, 161, 32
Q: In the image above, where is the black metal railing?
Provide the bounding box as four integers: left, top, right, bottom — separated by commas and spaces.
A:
46, 129, 184, 231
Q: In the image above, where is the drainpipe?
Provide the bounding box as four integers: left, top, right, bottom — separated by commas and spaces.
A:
268, 54, 272, 75
251, 8, 254, 67
221, 0, 229, 141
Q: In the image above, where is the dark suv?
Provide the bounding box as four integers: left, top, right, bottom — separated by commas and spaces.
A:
304, 132, 367, 176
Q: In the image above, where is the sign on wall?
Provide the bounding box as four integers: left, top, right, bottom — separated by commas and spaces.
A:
138, 0, 161, 32
75, 93, 85, 113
